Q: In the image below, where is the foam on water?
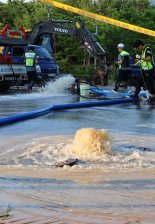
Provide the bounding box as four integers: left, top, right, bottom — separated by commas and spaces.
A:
0, 74, 75, 101
38, 74, 75, 94
0, 128, 154, 171
65, 128, 112, 158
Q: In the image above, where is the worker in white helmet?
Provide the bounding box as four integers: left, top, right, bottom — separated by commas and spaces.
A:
114, 43, 131, 91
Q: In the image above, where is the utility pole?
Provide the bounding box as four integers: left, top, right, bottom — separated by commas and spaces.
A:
47, 4, 51, 19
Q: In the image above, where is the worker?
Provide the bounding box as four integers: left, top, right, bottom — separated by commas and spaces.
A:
0, 46, 3, 55
133, 40, 155, 103
114, 43, 131, 92
25, 46, 37, 92
92, 54, 108, 86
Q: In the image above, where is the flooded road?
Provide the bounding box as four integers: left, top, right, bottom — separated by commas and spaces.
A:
0, 76, 155, 223
0, 84, 155, 137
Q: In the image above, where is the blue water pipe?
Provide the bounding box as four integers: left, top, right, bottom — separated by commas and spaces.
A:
89, 87, 131, 97
89, 86, 146, 97
0, 98, 138, 127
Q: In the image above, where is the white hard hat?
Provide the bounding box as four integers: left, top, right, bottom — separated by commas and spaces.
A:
117, 43, 124, 48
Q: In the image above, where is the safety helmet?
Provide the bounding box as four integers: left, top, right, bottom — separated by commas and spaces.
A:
117, 43, 124, 49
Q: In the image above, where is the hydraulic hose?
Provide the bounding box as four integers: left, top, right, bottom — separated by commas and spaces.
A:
0, 98, 138, 127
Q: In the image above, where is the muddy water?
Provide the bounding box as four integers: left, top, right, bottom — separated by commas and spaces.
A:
0, 168, 155, 223
0, 130, 154, 170
0, 131, 155, 223
0, 76, 155, 223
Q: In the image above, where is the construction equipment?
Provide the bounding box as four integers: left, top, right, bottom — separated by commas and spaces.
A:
1, 16, 108, 83
0, 38, 28, 92
27, 18, 106, 60
26, 18, 109, 85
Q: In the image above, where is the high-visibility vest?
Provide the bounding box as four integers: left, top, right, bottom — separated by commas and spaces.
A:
25, 52, 36, 67
141, 47, 154, 70
0, 47, 3, 54
118, 50, 130, 69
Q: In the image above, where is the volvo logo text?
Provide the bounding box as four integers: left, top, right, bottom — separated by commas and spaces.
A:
54, 28, 68, 33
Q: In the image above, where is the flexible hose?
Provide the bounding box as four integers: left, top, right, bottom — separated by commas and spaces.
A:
89, 86, 131, 97
0, 107, 52, 126
0, 98, 138, 127
89, 86, 146, 97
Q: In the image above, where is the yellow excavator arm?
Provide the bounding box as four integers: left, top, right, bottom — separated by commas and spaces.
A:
42, 0, 155, 37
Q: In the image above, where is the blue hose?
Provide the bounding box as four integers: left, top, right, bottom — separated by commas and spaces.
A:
89, 87, 146, 97
0, 107, 52, 126
0, 98, 138, 127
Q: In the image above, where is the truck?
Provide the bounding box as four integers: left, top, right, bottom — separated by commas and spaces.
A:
0, 25, 60, 92
0, 37, 28, 92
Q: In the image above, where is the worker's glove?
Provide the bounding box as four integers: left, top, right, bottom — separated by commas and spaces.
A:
135, 54, 141, 60
35, 65, 41, 73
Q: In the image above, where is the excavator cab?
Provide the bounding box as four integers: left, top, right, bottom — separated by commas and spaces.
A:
38, 34, 53, 54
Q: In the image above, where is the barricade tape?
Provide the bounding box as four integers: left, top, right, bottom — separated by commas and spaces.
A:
43, 0, 155, 37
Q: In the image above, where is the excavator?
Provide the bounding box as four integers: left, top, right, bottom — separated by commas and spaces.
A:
0, 17, 109, 88
26, 18, 109, 85
27, 18, 106, 59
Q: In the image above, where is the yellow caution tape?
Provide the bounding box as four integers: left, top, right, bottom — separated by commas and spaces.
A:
42, 0, 155, 37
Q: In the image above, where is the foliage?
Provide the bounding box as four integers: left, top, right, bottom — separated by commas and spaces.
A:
69, 65, 94, 79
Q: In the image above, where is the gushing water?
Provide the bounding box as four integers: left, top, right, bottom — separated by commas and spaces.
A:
38, 74, 75, 95
0, 74, 75, 101
69, 128, 112, 157
0, 127, 154, 170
